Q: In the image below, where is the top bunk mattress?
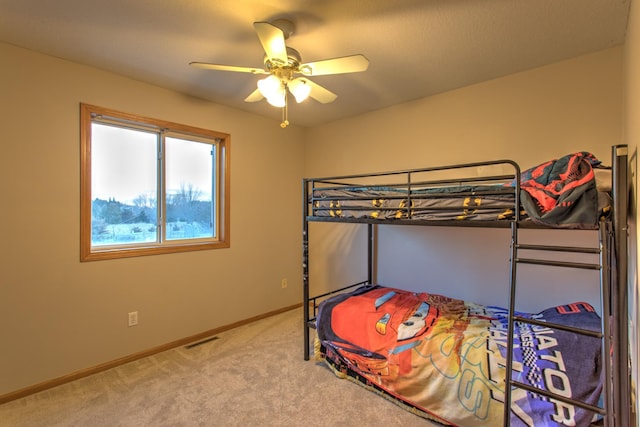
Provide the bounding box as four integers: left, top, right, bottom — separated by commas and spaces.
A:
306, 152, 611, 229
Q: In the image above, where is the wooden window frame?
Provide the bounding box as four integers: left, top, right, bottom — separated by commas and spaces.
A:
80, 103, 230, 261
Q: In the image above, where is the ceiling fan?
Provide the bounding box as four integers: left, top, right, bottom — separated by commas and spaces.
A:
190, 19, 369, 127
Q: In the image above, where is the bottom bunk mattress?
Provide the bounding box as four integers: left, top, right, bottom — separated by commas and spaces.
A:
315, 285, 603, 427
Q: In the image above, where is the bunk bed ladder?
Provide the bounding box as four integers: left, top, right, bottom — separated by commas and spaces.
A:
503, 220, 613, 426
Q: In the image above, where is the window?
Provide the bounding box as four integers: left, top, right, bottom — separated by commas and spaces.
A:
80, 104, 230, 261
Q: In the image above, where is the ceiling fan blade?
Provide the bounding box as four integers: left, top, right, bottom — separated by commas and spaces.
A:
244, 88, 264, 103
300, 54, 369, 76
304, 79, 337, 104
190, 62, 267, 74
253, 22, 288, 64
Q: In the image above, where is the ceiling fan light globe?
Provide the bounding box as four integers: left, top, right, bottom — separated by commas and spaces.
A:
266, 89, 286, 107
266, 96, 286, 108
288, 79, 311, 103
257, 75, 282, 99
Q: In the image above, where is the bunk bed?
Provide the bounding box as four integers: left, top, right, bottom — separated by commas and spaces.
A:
302, 146, 629, 427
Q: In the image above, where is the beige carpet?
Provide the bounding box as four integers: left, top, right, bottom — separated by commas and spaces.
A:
0, 308, 440, 426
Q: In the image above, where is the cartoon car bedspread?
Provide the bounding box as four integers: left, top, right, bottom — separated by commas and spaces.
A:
315, 285, 603, 426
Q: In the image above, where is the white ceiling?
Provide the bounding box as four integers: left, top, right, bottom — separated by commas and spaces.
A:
0, 0, 631, 128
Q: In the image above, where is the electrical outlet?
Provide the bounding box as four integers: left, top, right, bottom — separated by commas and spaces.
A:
281, 278, 288, 289
128, 311, 138, 327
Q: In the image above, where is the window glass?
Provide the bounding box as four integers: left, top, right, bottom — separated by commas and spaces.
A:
165, 136, 215, 241
91, 123, 158, 246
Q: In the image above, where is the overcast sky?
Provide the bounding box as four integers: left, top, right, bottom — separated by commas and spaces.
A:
91, 123, 212, 204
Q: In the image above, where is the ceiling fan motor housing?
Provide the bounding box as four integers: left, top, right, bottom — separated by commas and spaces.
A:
264, 47, 301, 67
264, 47, 302, 81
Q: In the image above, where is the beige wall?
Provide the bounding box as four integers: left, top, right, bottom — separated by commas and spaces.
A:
624, 0, 640, 422
305, 47, 622, 176
0, 42, 305, 395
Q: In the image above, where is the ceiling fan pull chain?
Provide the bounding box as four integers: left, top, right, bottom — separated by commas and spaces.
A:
281, 92, 290, 128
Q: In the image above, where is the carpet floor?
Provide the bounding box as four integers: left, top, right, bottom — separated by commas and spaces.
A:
0, 308, 441, 426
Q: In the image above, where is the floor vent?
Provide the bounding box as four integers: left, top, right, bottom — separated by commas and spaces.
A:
185, 336, 219, 349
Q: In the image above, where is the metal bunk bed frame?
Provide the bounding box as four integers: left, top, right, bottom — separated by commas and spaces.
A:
302, 145, 629, 426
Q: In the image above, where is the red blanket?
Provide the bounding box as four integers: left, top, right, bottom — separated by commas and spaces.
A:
516, 152, 601, 228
